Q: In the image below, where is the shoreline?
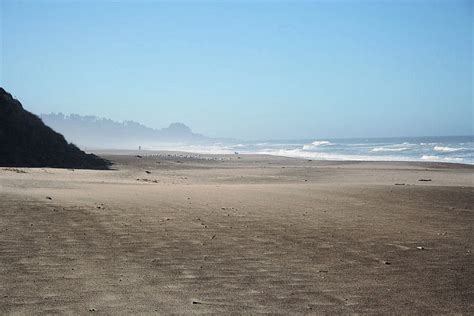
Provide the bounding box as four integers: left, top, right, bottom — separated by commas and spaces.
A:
87, 149, 474, 168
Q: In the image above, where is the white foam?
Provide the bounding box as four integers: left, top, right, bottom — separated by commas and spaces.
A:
371, 147, 410, 152
138, 141, 472, 164
311, 140, 331, 146
250, 148, 468, 163
255, 148, 412, 162
303, 140, 332, 150
433, 146, 464, 152
421, 155, 464, 162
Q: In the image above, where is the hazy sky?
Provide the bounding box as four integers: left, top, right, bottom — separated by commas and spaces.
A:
1, 0, 472, 139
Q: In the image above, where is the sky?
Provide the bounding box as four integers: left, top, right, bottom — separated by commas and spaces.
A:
0, 0, 472, 140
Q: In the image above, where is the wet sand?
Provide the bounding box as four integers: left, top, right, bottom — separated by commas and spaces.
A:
0, 152, 473, 314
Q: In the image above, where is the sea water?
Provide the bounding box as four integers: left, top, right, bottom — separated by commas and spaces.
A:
155, 136, 474, 165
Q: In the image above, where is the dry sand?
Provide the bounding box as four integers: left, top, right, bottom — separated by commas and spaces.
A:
0, 152, 473, 314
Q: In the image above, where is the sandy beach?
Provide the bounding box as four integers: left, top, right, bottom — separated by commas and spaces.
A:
0, 152, 473, 314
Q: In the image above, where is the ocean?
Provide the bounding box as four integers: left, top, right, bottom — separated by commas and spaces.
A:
152, 136, 474, 165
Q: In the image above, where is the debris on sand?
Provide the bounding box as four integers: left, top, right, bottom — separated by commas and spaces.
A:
2, 168, 27, 173
384, 261, 391, 265
136, 178, 159, 183
192, 301, 202, 305
418, 179, 432, 182
395, 183, 406, 186
416, 246, 425, 250
136, 155, 143, 158
145, 170, 151, 174
46, 196, 52, 200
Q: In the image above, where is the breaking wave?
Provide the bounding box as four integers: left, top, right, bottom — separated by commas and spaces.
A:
371, 146, 410, 152
302, 140, 332, 150
142, 136, 473, 165
256, 149, 467, 163
433, 146, 464, 152
256, 148, 413, 162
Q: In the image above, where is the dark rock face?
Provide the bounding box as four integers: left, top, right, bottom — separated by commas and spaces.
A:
0, 88, 111, 169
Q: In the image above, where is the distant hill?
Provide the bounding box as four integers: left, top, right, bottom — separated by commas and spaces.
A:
0, 88, 111, 169
40, 113, 209, 149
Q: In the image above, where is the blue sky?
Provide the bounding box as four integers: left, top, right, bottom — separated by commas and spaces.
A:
1, 0, 472, 139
